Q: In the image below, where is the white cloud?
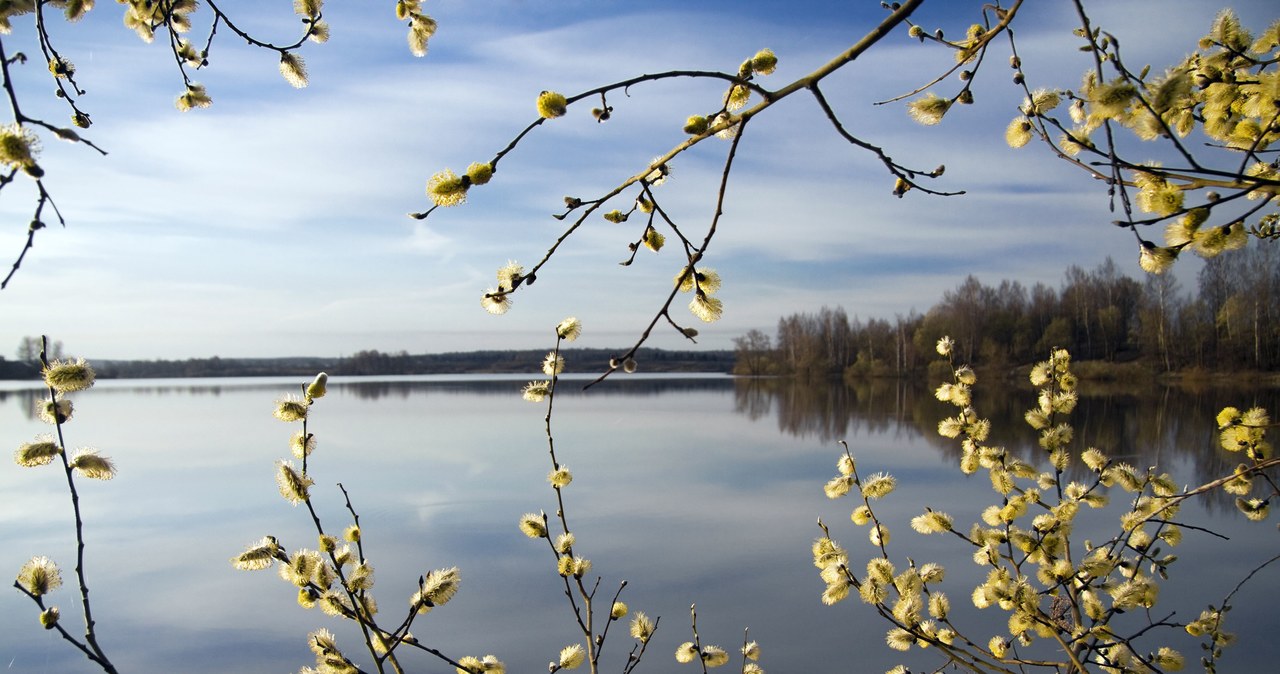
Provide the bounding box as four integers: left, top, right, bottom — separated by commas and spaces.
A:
404, 221, 454, 256
2, 1, 1274, 359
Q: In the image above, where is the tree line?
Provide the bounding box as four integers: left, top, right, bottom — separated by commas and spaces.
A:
734, 248, 1280, 377
2, 346, 734, 380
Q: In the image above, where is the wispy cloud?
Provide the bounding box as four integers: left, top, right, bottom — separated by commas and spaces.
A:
1, 1, 1271, 359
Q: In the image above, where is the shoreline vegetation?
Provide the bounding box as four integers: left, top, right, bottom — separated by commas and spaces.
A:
731, 254, 1280, 386
3, 346, 1278, 390
0, 347, 737, 381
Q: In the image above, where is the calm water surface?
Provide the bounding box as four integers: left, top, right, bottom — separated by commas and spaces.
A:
1, 374, 1277, 673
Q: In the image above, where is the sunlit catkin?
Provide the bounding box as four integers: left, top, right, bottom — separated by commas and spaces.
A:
36, 396, 73, 424
69, 448, 116, 480
407, 14, 437, 57
274, 395, 308, 422
1005, 117, 1033, 148
556, 317, 582, 341
427, 169, 468, 207
690, 292, 724, 323
16, 556, 62, 596
907, 93, 950, 125
910, 510, 953, 534
15, 437, 62, 467
554, 532, 575, 554
557, 643, 585, 669
537, 91, 568, 119
699, 645, 729, 667
275, 460, 314, 505
412, 566, 460, 613
175, 84, 213, 111
346, 561, 375, 591
521, 380, 550, 402
232, 536, 281, 571
812, 537, 846, 569
518, 512, 548, 539
548, 466, 573, 488
0, 123, 40, 170
630, 612, 655, 642
643, 227, 665, 251
885, 627, 914, 651
42, 357, 95, 393
278, 53, 308, 88
860, 472, 896, 499
291, 431, 316, 459
824, 475, 853, 499
542, 352, 565, 376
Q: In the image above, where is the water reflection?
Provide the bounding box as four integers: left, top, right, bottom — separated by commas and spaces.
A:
0, 374, 735, 418
331, 374, 735, 401
734, 377, 1280, 508
734, 377, 922, 441
2, 375, 1277, 673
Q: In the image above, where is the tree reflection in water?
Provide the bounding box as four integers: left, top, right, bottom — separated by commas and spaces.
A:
734, 376, 1280, 511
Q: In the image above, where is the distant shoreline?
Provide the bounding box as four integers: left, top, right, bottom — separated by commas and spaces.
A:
0, 347, 735, 381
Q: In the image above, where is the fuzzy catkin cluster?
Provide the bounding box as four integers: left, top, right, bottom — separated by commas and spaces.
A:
811, 337, 1280, 673
994, 10, 1280, 275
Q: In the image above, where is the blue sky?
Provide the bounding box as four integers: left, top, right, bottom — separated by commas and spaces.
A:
1, 1, 1276, 360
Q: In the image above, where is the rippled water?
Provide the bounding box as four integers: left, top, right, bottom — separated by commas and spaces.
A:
2, 374, 1277, 673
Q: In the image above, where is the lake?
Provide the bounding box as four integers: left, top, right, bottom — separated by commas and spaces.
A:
2, 373, 1278, 673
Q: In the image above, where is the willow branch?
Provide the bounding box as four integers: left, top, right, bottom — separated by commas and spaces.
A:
38, 337, 118, 674
583, 118, 749, 389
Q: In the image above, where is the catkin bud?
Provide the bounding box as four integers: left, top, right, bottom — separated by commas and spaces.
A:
465, 162, 494, 185
750, 48, 777, 75
683, 115, 709, 135
307, 372, 328, 400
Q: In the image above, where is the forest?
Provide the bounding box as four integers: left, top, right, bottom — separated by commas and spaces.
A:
735, 246, 1280, 377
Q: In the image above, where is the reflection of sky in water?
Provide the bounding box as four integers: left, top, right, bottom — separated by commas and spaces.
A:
1, 376, 1277, 673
